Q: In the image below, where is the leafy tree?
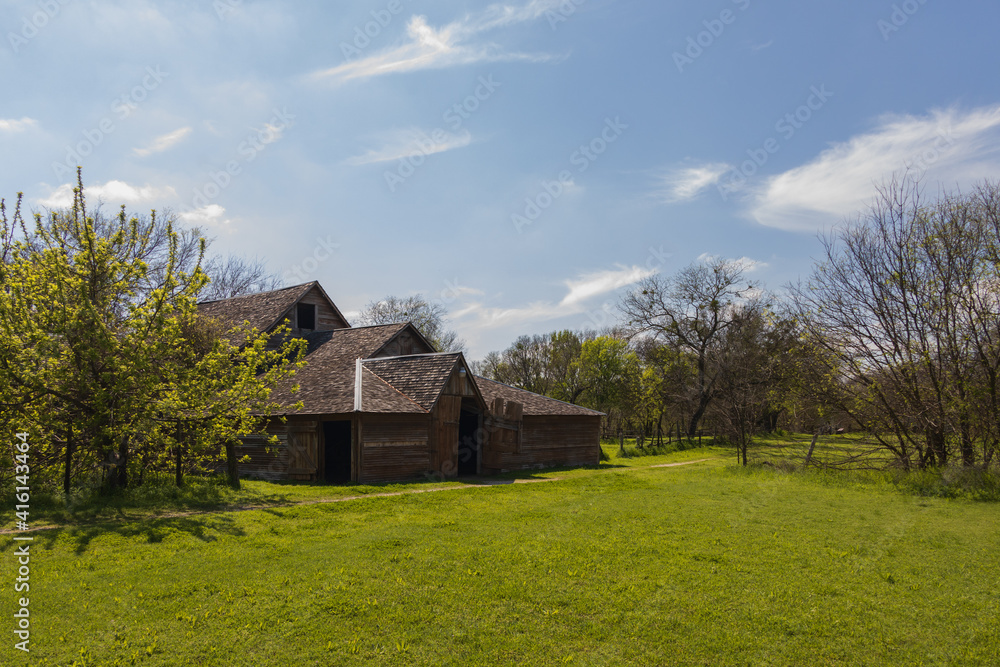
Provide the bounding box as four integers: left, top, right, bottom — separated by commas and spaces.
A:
577, 336, 641, 426
0, 173, 304, 492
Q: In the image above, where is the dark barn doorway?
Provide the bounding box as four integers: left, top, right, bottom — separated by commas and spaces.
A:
323, 421, 352, 483
457, 409, 480, 476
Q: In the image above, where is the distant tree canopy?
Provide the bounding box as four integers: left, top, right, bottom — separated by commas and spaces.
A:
478, 177, 1000, 470
356, 294, 466, 353
0, 173, 304, 493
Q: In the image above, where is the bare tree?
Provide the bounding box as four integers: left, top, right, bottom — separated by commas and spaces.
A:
200, 254, 283, 301
791, 176, 1000, 469
356, 294, 466, 353
620, 256, 760, 438
713, 305, 798, 465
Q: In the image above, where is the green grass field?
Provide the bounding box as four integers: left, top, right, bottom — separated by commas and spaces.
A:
2, 444, 999, 665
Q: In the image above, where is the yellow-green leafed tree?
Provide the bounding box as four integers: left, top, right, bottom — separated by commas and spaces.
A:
0, 171, 304, 493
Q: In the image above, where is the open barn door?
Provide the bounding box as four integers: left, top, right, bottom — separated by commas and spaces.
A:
323, 421, 352, 483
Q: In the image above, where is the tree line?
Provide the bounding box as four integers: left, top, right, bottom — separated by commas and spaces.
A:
476, 177, 1000, 470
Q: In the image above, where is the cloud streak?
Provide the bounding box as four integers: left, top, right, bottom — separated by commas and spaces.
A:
657, 163, 731, 203
345, 128, 473, 166
134, 126, 192, 157
452, 264, 657, 333
310, 0, 565, 83
750, 105, 1000, 231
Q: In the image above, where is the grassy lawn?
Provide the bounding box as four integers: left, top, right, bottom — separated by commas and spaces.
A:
2, 447, 999, 665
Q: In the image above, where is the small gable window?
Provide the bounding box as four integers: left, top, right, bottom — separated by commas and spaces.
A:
297, 303, 317, 330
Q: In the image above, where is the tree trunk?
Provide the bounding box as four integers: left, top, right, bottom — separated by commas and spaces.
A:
175, 444, 184, 487
63, 428, 73, 494
959, 418, 975, 467
225, 440, 241, 490
113, 436, 129, 489
926, 428, 947, 467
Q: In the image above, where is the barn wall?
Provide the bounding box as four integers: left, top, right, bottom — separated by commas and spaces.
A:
233, 422, 291, 481
483, 415, 601, 473
235, 417, 322, 482
359, 414, 431, 483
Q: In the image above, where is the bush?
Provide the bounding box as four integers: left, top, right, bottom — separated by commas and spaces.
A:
892, 466, 1000, 501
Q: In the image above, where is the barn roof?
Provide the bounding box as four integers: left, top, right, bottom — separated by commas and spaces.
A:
197, 281, 350, 340
363, 353, 470, 412
475, 376, 605, 417
268, 323, 429, 415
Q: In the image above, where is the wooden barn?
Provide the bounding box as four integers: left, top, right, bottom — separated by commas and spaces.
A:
197, 281, 603, 483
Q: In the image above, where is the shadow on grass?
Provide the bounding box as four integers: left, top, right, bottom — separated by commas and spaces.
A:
0, 512, 248, 555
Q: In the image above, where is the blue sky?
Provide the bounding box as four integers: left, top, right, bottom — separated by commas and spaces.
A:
3, 0, 1000, 358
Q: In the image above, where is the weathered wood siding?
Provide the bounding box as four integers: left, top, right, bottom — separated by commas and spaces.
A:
359, 414, 431, 483
233, 423, 291, 481
374, 329, 434, 357
235, 419, 321, 481
483, 414, 601, 473
429, 395, 462, 477
286, 420, 320, 481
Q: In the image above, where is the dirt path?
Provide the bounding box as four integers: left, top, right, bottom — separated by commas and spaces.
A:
651, 458, 712, 468
0, 457, 715, 534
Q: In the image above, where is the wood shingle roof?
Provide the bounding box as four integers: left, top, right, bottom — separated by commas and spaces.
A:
198, 282, 318, 335
363, 354, 464, 411
475, 376, 605, 417
269, 323, 417, 415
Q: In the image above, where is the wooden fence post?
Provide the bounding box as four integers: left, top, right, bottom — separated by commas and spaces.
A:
804, 433, 819, 465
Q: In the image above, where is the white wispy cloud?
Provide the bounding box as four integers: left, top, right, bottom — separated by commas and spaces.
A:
134, 126, 192, 157
309, 0, 565, 83
0, 117, 38, 132
453, 264, 656, 332
657, 163, 731, 203
559, 265, 657, 307
750, 105, 1000, 232
345, 128, 473, 166
40, 181, 178, 208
